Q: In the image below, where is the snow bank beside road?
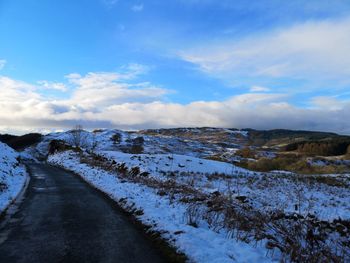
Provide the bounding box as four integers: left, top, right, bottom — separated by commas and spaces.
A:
0, 142, 28, 214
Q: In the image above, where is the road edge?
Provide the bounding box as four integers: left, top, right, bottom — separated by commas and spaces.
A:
49, 162, 188, 263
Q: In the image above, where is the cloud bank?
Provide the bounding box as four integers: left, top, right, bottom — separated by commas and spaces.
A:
0, 65, 350, 134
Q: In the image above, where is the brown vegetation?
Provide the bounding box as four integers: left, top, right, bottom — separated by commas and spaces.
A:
48, 140, 82, 155
72, 151, 350, 262
112, 133, 122, 144
235, 147, 256, 158
237, 155, 350, 174
285, 139, 350, 156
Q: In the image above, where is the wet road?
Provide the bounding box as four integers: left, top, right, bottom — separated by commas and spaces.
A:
0, 164, 167, 263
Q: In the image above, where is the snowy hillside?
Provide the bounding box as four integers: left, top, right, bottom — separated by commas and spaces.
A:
99, 151, 246, 179
100, 151, 350, 220
35, 128, 248, 162
0, 142, 28, 214
41, 128, 350, 262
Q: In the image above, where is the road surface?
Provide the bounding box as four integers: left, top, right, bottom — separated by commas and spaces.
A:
0, 164, 168, 263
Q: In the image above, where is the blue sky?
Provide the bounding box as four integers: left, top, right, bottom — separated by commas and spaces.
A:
1, 0, 350, 134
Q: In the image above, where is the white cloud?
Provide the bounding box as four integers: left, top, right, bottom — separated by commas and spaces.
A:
0, 60, 7, 70
0, 76, 39, 102
38, 80, 68, 92
310, 96, 346, 111
131, 4, 144, 12
61, 64, 164, 109
119, 63, 150, 79
249, 86, 270, 92
67, 71, 169, 108
179, 17, 350, 86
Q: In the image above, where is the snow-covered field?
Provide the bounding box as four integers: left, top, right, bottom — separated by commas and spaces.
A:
99, 151, 246, 179
98, 151, 350, 221
0, 127, 349, 261
34, 129, 350, 262
0, 142, 28, 214
48, 151, 274, 263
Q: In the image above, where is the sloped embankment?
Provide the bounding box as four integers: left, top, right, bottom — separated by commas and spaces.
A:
0, 142, 28, 215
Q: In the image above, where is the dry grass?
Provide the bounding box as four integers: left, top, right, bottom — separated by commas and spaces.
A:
77, 151, 350, 262
238, 154, 350, 175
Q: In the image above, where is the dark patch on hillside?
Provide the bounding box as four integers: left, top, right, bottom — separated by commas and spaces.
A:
245, 129, 349, 147
284, 139, 350, 156
0, 134, 17, 142
0, 133, 42, 151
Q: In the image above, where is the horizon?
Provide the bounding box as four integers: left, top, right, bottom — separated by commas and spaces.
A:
3, 126, 350, 137
1, 0, 350, 134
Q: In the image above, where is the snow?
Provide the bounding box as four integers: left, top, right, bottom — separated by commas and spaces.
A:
35, 129, 350, 261
98, 151, 350, 221
35, 129, 123, 157
0, 142, 28, 214
37, 129, 350, 221
19, 148, 40, 163
99, 151, 248, 179
48, 150, 275, 263
33, 129, 350, 219
224, 129, 249, 137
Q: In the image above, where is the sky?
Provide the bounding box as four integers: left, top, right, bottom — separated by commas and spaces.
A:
1, 0, 350, 134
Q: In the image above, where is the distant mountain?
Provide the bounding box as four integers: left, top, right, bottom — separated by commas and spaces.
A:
140, 127, 349, 146
3, 127, 350, 156
244, 128, 349, 146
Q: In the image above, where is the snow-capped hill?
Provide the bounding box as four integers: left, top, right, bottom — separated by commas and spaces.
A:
0, 142, 28, 214
33, 127, 257, 163
36, 128, 251, 178
35, 129, 121, 157
139, 127, 248, 156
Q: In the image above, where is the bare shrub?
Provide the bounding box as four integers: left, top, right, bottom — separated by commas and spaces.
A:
49, 140, 81, 155
69, 124, 85, 148
129, 137, 144, 154
130, 166, 141, 177
88, 132, 98, 153
112, 133, 121, 144
185, 203, 202, 228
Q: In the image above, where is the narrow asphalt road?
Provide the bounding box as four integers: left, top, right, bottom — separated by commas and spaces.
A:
0, 164, 168, 263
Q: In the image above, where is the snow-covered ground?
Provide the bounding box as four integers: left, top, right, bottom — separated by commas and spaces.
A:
48, 151, 275, 263
97, 151, 350, 221
99, 151, 247, 179
0, 142, 28, 214
37, 129, 350, 262
35, 127, 247, 161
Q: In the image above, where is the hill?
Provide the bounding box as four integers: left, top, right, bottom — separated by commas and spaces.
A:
0, 133, 42, 151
